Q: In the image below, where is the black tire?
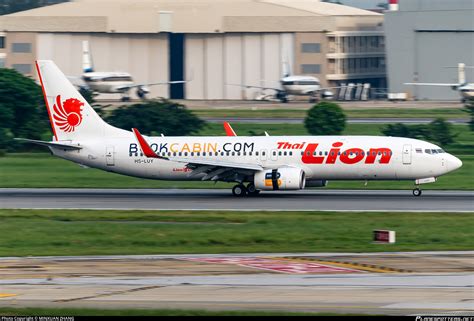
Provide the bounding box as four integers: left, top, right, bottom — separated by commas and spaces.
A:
412, 188, 422, 197
232, 184, 247, 197
246, 183, 260, 196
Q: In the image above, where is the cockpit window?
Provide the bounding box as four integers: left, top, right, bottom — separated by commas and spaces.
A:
431, 149, 438, 154
425, 149, 431, 154
437, 149, 445, 153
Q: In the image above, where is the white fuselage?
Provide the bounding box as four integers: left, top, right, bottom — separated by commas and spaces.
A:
281, 76, 321, 96
459, 83, 474, 100
82, 71, 134, 94
51, 135, 462, 183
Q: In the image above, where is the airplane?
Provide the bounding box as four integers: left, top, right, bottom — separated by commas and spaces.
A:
79, 41, 188, 101
404, 63, 474, 102
228, 60, 335, 103
18, 60, 463, 197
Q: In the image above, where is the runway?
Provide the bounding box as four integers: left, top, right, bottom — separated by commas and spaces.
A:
0, 252, 472, 315
0, 189, 472, 212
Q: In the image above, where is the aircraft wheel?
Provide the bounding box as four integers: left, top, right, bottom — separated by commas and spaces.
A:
246, 183, 260, 196
232, 184, 247, 197
412, 188, 422, 197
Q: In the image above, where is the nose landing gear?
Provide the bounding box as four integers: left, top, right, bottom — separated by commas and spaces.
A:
412, 187, 422, 197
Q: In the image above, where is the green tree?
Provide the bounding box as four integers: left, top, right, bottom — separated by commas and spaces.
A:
0, 68, 49, 151
107, 99, 205, 136
382, 118, 456, 147
463, 99, 474, 131
304, 101, 346, 135
428, 118, 456, 146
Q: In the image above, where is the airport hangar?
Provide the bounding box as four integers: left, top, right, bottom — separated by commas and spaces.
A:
0, 0, 386, 100
385, 0, 474, 101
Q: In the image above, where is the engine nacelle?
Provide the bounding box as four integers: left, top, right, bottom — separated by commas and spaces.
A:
254, 167, 306, 191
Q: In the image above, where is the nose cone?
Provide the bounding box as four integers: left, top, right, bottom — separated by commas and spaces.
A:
447, 155, 463, 173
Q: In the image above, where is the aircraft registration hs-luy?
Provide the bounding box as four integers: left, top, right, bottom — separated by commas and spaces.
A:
19, 61, 463, 197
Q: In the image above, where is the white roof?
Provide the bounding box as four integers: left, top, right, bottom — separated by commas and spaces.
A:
0, 0, 382, 33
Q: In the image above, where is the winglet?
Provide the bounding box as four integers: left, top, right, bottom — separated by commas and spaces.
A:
223, 122, 237, 137
132, 128, 166, 159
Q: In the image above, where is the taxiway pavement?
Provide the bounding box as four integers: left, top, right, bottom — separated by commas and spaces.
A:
0, 189, 472, 212
0, 252, 472, 315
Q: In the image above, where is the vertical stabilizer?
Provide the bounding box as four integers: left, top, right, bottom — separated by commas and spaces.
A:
36, 60, 127, 141
282, 55, 292, 78
458, 63, 466, 85
82, 40, 94, 73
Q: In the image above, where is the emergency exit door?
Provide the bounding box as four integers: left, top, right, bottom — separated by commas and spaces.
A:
402, 144, 412, 165
106, 146, 115, 166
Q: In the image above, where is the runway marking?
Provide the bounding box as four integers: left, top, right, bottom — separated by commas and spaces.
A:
276, 257, 413, 274
0, 294, 17, 298
182, 257, 363, 274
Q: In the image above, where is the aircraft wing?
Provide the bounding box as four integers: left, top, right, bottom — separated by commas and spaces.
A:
14, 138, 83, 150
226, 83, 282, 92
132, 128, 262, 181
116, 80, 189, 91
404, 82, 458, 87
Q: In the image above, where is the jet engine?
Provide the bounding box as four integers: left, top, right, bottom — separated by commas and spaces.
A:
254, 168, 306, 190
136, 86, 151, 99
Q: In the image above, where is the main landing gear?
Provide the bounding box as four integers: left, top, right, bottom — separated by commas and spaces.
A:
232, 183, 261, 197
412, 187, 422, 197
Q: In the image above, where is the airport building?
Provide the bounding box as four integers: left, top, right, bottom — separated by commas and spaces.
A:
385, 0, 474, 100
0, 0, 386, 100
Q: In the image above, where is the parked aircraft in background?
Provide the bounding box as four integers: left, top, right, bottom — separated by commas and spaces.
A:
405, 63, 474, 102
18, 60, 462, 197
79, 41, 188, 101
228, 60, 335, 103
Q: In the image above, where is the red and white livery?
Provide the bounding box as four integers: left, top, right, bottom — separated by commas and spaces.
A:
20, 60, 462, 197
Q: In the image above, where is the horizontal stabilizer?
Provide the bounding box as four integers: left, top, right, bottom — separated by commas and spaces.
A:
14, 138, 82, 150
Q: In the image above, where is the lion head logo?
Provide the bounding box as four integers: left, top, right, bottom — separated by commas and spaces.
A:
52, 95, 84, 133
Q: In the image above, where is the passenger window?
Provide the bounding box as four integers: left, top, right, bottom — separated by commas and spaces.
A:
203, 152, 206, 156
256, 152, 259, 156
184, 152, 188, 157
173, 152, 177, 157
284, 151, 287, 156
197, 152, 200, 156
273, 151, 276, 156
232, 152, 235, 156
289, 152, 293, 156
279, 151, 282, 156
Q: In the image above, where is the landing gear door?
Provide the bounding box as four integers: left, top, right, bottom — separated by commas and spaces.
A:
106, 146, 115, 166
402, 144, 412, 165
